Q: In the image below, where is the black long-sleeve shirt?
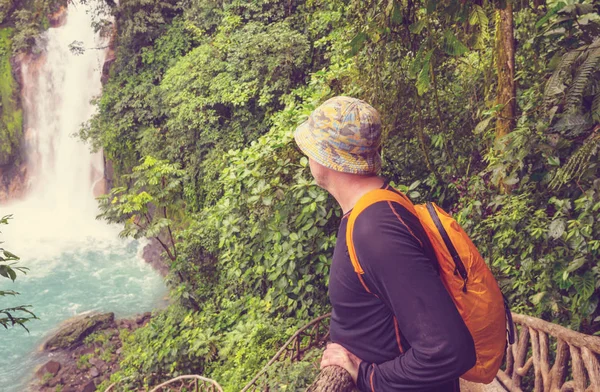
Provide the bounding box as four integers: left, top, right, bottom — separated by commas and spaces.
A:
329, 188, 476, 391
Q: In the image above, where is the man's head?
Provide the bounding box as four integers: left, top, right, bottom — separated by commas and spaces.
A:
294, 96, 382, 188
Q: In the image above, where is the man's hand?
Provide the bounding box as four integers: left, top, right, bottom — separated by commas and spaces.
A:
320, 343, 363, 384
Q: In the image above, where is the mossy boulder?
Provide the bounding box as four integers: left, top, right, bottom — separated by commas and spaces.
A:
44, 313, 115, 351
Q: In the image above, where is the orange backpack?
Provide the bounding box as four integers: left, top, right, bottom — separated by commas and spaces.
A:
346, 188, 514, 384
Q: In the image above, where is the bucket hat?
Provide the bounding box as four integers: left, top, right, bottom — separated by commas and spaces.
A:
294, 96, 381, 174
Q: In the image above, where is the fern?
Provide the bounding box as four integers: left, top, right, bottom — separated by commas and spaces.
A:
550, 129, 600, 189
552, 112, 593, 137
544, 50, 580, 106
593, 92, 600, 123
469, 5, 489, 50
416, 49, 433, 95
443, 30, 468, 56
565, 46, 600, 112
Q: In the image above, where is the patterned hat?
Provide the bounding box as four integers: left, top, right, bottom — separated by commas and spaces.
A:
294, 96, 382, 174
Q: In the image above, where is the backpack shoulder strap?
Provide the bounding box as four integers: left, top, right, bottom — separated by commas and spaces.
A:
346, 188, 415, 275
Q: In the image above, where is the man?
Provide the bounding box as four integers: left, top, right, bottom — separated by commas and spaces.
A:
294, 96, 476, 391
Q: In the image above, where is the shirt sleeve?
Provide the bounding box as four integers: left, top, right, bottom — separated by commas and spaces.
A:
352, 201, 476, 391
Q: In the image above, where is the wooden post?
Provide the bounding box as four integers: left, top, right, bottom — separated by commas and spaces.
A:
306, 366, 357, 392
569, 345, 586, 391
549, 339, 569, 392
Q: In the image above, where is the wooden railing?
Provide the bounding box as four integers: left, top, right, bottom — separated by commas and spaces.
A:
496, 313, 600, 392
147, 375, 224, 392
106, 312, 600, 392
105, 374, 224, 392
240, 313, 331, 392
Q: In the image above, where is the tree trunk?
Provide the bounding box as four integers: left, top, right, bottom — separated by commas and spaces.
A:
495, 2, 516, 140
306, 366, 357, 392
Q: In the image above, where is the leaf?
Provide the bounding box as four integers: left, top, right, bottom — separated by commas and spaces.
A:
573, 272, 595, 300
566, 256, 586, 273
544, 49, 579, 106
503, 175, 519, 186
474, 117, 493, 135
443, 30, 468, 56
7, 268, 16, 281
2, 250, 19, 261
408, 180, 421, 191
426, 0, 436, 14
530, 291, 546, 305
416, 50, 433, 96
348, 32, 367, 56
408, 46, 425, 79
552, 112, 593, 137
536, 2, 567, 29
566, 47, 600, 112
469, 5, 488, 26
592, 92, 600, 123
547, 156, 560, 166
0, 267, 7, 280
549, 219, 566, 239
410, 19, 426, 34
390, 1, 402, 24
469, 5, 489, 50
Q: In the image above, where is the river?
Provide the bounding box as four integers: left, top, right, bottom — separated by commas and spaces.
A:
0, 2, 167, 390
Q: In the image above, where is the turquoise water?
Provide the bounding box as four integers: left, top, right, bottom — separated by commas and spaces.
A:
0, 234, 167, 391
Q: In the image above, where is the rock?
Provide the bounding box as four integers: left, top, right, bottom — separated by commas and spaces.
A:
90, 367, 100, 378
48, 5, 67, 28
142, 238, 169, 276
36, 360, 61, 378
135, 312, 151, 325
80, 346, 96, 355
47, 376, 63, 388
88, 357, 104, 368
44, 313, 115, 351
81, 380, 96, 392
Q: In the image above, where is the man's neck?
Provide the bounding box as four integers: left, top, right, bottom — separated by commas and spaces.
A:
328, 175, 385, 214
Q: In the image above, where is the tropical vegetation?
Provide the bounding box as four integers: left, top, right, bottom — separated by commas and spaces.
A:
3, 0, 600, 390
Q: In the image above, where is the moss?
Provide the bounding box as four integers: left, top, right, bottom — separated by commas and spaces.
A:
44, 313, 115, 351
0, 27, 22, 166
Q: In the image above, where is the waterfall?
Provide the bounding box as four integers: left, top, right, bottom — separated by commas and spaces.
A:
0, 2, 166, 390
4, 1, 114, 261
23, 2, 106, 214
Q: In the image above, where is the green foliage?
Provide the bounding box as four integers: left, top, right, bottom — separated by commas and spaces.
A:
0, 215, 36, 331
86, 0, 600, 387
0, 0, 12, 24
41, 372, 53, 385
104, 50, 350, 390
0, 28, 22, 166
76, 353, 93, 370
8, 0, 66, 53
97, 156, 186, 262
263, 348, 322, 390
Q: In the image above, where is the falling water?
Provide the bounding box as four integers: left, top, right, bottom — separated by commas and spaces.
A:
0, 2, 166, 390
